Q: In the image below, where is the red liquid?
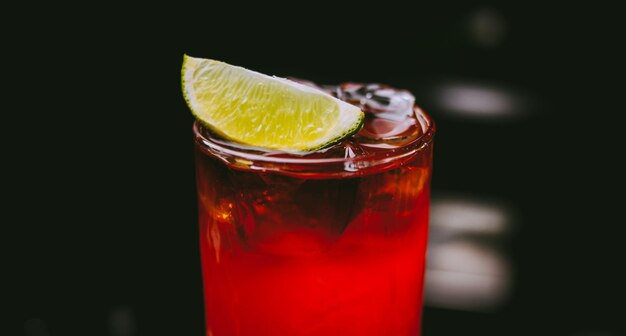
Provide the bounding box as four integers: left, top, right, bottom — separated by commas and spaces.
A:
194, 84, 434, 335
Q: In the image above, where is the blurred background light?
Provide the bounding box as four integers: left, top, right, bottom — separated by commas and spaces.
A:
429, 81, 529, 120
425, 194, 514, 312
108, 305, 137, 336
430, 196, 509, 235
467, 7, 507, 48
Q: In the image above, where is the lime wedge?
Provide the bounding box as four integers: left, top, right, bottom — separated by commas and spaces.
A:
182, 55, 364, 152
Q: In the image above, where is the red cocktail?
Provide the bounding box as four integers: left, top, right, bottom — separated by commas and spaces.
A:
194, 83, 434, 335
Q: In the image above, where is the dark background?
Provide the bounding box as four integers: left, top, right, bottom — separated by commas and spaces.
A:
9, 3, 623, 336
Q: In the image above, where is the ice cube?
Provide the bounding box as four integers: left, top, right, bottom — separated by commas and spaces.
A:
338, 83, 415, 121
238, 176, 360, 256
358, 116, 418, 141
356, 167, 430, 226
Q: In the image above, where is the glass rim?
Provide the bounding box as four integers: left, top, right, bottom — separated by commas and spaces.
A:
193, 107, 434, 171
